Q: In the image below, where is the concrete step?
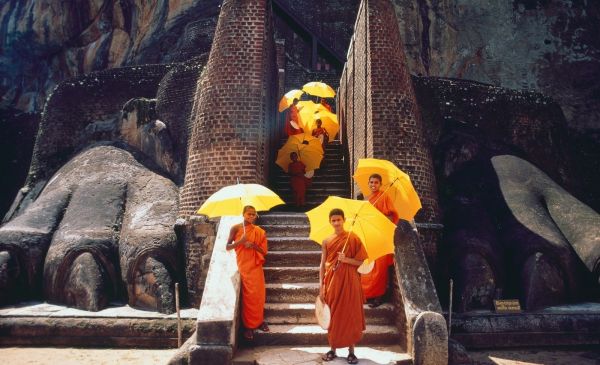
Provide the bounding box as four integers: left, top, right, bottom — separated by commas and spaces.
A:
264, 303, 395, 325
266, 282, 319, 303
252, 324, 401, 346
262, 224, 309, 237
265, 251, 321, 267
258, 213, 307, 226
267, 237, 320, 251
233, 345, 411, 365
263, 266, 319, 283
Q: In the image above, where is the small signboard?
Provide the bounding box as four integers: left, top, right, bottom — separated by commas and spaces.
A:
494, 299, 522, 313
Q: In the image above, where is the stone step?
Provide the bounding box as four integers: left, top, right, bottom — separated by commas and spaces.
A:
259, 213, 308, 226
265, 251, 321, 267
266, 282, 319, 303
262, 224, 310, 237
264, 303, 395, 325
263, 266, 319, 283
233, 345, 411, 365
267, 237, 320, 251
271, 180, 349, 188
252, 324, 401, 346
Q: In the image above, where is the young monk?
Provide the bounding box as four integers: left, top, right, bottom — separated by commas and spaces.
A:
226, 205, 269, 340
284, 98, 303, 136
288, 152, 307, 208
311, 119, 329, 148
320, 208, 368, 364
361, 173, 399, 308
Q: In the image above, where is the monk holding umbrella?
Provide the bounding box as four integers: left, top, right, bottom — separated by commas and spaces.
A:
353, 158, 422, 307
307, 196, 396, 363
196, 183, 284, 340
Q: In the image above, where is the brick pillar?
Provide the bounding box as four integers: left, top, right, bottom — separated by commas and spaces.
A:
366, 0, 441, 261
179, 0, 276, 218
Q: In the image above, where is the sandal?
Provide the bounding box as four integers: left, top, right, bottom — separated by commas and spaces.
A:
322, 350, 337, 362
258, 322, 270, 332
368, 297, 383, 308
243, 328, 254, 340
347, 352, 358, 364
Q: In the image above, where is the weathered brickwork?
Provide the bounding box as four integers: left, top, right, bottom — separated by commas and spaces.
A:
339, 0, 441, 263
178, 0, 277, 218
27, 65, 173, 188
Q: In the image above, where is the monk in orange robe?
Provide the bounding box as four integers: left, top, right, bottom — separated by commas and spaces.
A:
284, 98, 303, 136
288, 152, 307, 207
361, 173, 399, 308
320, 208, 368, 364
226, 205, 269, 340
311, 119, 329, 148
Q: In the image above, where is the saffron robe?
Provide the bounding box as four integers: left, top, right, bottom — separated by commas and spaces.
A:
312, 127, 329, 145
234, 223, 268, 329
323, 231, 368, 348
285, 105, 303, 136
288, 160, 307, 206
361, 190, 399, 299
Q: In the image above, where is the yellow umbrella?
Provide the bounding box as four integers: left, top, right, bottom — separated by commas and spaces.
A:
297, 100, 323, 129
278, 89, 304, 112
306, 196, 396, 262
352, 158, 422, 221
275, 134, 324, 173
196, 183, 284, 218
306, 110, 339, 140
302, 81, 336, 98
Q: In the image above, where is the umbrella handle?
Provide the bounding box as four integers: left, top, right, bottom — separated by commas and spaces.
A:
332, 215, 357, 271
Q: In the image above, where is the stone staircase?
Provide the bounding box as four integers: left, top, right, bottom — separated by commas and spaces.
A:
256, 212, 401, 346
271, 140, 351, 210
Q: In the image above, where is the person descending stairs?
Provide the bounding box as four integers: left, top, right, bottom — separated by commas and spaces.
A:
232, 142, 411, 364
272, 141, 350, 211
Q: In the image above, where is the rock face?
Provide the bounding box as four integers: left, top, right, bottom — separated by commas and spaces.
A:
0, 0, 219, 113
392, 0, 600, 133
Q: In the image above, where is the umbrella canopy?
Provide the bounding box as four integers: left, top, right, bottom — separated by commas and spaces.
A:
302, 81, 336, 98
306, 196, 396, 262
352, 158, 422, 221
275, 134, 324, 173
308, 110, 339, 140
297, 100, 325, 130
278, 89, 304, 112
196, 183, 284, 218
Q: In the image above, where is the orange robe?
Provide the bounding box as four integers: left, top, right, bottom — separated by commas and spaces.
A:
234, 223, 268, 329
312, 127, 329, 145
361, 190, 399, 299
288, 160, 307, 206
285, 105, 303, 136
323, 231, 368, 348
320, 100, 333, 112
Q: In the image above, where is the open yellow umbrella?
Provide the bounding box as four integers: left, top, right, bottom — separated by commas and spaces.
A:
302, 81, 336, 98
275, 134, 324, 172
306, 196, 396, 262
278, 89, 304, 112
196, 183, 284, 218
353, 158, 422, 221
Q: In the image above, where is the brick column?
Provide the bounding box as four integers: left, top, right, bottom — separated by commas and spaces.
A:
179, 0, 277, 218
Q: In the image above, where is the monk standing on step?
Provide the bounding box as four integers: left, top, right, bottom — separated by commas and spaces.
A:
361, 173, 399, 308
288, 152, 308, 208
320, 208, 368, 364
226, 205, 270, 340
284, 98, 303, 136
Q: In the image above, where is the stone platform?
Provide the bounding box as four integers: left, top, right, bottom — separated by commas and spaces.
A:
232, 345, 412, 365
449, 302, 600, 348
0, 301, 198, 348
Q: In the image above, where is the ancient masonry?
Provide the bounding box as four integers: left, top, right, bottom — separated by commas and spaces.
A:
339, 0, 441, 261
178, 0, 278, 218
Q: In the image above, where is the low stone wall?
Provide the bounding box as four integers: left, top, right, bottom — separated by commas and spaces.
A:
170, 216, 242, 365
393, 220, 448, 365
